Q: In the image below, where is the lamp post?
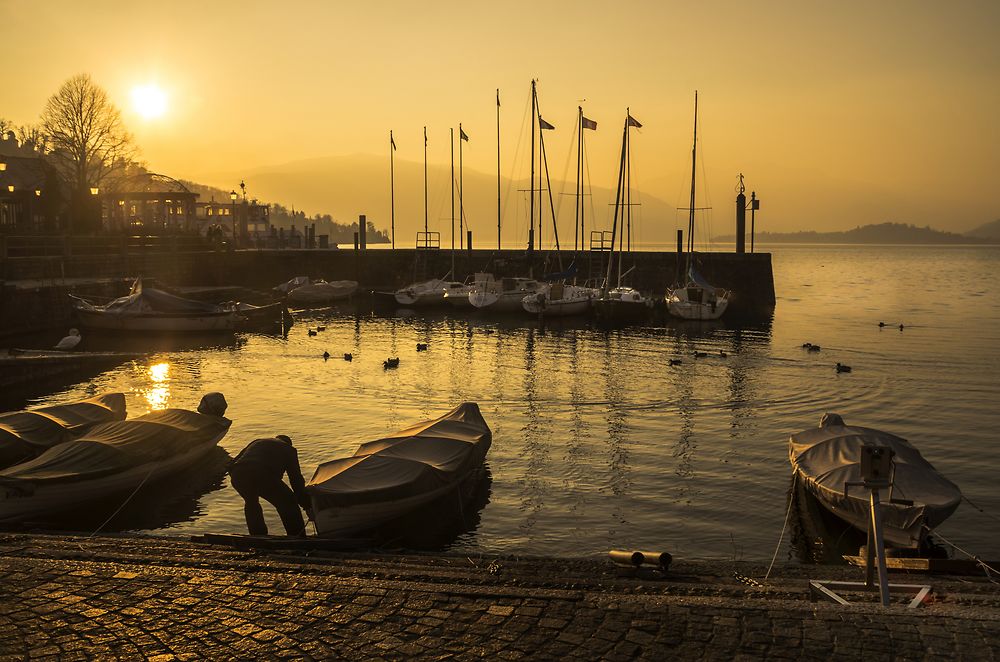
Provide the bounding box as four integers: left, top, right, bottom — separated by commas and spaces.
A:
229, 189, 238, 248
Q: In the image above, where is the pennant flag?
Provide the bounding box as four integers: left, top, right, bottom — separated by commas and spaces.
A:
539, 117, 555, 130
390, 131, 396, 151
424, 126, 427, 144
582, 116, 597, 131
497, 89, 501, 107
460, 127, 469, 142
626, 114, 642, 128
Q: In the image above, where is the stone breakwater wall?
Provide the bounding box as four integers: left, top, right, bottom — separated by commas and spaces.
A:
0, 248, 775, 337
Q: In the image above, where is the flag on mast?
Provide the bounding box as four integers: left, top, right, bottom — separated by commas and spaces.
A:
626, 114, 642, 128
582, 116, 598, 130
497, 89, 501, 107
460, 127, 469, 142
424, 126, 427, 144
390, 131, 396, 151
538, 117, 555, 130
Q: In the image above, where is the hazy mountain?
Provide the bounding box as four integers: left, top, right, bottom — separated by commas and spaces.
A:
716, 222, 997, 244
965, 219, 1000, 239
202, 154, 685, 247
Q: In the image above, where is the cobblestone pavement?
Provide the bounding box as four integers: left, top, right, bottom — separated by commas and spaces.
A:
0, 533, 998, 660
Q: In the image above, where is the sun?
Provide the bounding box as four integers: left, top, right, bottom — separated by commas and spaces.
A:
131, 84, 167, 119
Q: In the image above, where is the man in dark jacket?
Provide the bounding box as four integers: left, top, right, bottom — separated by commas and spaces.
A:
229, 435, 312, 536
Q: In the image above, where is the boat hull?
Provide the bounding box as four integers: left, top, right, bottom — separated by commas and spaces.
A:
0, 429, 227, 522
666, 289, 729, 320
312, 469, 479, 537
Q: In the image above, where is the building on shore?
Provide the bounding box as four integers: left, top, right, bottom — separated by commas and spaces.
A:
0, 131, 62, 234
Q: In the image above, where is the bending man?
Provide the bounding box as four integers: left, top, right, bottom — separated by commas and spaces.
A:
229, 434, 312, 536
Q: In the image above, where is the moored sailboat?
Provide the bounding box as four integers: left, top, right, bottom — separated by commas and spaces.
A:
666, 92, 730, 321
593, 108, 653, 322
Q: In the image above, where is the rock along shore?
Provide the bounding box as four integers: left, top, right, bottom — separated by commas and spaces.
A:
1, 533, 998, 660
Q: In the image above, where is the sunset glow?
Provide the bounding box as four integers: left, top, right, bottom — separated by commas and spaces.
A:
130, 84, 167, 119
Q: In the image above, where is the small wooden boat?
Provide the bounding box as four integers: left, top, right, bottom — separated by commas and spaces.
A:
224, 301, 290, 329
394, 278, 459, 307
0, 397, 231, 523
469, 277, 540, 313
522, 282, 596, 316
306, 402, 491, 537
71, 280, 238, 332
444, 273, 496, 309
789, 414, 962, 550
283, 279, 358, 306
0, 393, 126, 469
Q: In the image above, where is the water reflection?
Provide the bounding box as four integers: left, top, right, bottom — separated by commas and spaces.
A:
145, 362, 171, 410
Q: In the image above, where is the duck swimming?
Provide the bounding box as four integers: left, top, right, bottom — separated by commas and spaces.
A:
416, 343, 428, 351
384, 357, 400, 369
307, 329, 317, 337
344, 353, 353, 361
836, 362, 852, 373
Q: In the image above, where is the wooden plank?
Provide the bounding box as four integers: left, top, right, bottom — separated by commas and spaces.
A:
844, 555, 996, 575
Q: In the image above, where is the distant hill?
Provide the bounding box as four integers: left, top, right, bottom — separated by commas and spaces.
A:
965, 219, 1000, 240
715, 222, 998, 244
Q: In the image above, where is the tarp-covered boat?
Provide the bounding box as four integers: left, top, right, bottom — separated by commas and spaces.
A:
71, 281, 238, 332
789, 414, 962, 549
0, 393, 126, 470
281, 278, 358, 305
307, 402, 491, 536
0, 397, 231, 522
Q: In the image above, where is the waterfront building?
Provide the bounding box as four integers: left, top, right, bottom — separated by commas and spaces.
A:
0, 131, 61, 234
102, 172, 197, 233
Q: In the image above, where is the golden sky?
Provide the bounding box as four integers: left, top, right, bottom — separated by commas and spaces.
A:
4, 0, 998, 237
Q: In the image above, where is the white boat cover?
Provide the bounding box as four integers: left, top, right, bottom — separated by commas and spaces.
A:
0, 408, 231, 489
307, 402, 491, 508
0, 394, 126, 469
286, 280, 358, 303
76, 288, 226, 315
789, 417, 962, 548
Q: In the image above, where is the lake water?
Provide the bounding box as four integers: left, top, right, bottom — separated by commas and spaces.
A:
7, 244, 1000, 562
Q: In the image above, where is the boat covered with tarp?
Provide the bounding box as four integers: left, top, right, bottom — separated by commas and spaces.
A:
0, 395, 231, 522
0, 393, 126, 470
306, 402, 491, 536
789, 414, 962, 549
71, 281, 238, 332
279, 277, 358, 305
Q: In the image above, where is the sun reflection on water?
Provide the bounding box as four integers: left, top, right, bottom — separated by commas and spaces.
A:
144, 362, 171, 411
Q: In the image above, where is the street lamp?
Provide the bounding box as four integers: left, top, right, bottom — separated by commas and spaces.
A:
90, 187, 99, 196
229, 189, 238, 247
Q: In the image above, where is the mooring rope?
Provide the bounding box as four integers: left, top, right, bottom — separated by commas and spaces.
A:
764, 471, 796, 581
962, 494, 1000, 524
925, 524, 1000, 584
86, 466, 156, 539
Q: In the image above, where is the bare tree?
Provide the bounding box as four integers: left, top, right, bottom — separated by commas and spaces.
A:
40, 74, 137, 196
16, 124, 48, 153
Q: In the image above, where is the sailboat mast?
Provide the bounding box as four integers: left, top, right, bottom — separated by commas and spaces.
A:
450, 127, 455, 272
576, 106, 582, 253
423, 126, 429, 238
497, 89, 501, 251
619, 109, 629, 286
604, 115, 628, 295
529, 81, 536, 252
687, 92, 698, 258
390, 130, 395, 249
626, 113, 632, 254
459, 122, 464, 251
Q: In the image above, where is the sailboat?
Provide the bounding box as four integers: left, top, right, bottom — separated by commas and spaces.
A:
519, 82, 598, 317
666, 92, 730, 321
393, 126, 462, 307
593, 109, 653, 322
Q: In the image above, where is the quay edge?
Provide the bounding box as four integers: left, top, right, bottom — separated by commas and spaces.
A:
1, 248, 775, 339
